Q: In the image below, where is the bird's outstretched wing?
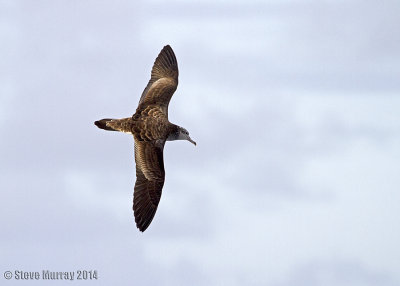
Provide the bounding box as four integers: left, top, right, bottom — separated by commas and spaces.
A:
133, 139, 166, 232
137, 45, 179, 116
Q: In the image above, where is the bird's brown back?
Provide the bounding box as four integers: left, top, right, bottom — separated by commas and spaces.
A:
131, 105, 176, 142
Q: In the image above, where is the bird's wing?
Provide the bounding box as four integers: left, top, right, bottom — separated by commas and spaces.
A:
137, 45, 179, 116
133, 138, 166, 232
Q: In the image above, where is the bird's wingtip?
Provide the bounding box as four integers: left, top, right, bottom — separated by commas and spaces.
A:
163, 44, 173, 51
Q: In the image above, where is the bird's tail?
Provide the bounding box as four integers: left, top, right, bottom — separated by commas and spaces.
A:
94, 118, 132, 133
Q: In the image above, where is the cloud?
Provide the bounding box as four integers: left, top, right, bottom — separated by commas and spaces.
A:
275, 259, 397, 286
1, 0, 400, 285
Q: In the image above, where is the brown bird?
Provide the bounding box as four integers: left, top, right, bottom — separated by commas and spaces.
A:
95, 45, 196, 232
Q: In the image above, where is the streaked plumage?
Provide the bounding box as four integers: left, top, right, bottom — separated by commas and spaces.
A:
95, 45, 196, 232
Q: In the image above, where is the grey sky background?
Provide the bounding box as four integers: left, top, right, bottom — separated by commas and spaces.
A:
1, 0, 399, 285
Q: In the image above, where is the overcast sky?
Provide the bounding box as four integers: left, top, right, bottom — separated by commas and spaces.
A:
1, 0, 400, 285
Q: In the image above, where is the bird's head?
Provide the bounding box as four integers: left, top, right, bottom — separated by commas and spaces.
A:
176, 126, 196, 145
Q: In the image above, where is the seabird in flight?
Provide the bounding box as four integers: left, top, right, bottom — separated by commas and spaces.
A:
95, 45, 196, 232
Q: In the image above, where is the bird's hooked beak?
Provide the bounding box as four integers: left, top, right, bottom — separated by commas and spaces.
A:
188, 137, 196, 146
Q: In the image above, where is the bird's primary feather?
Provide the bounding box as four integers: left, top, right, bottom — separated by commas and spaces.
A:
138, 45, 179, 116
